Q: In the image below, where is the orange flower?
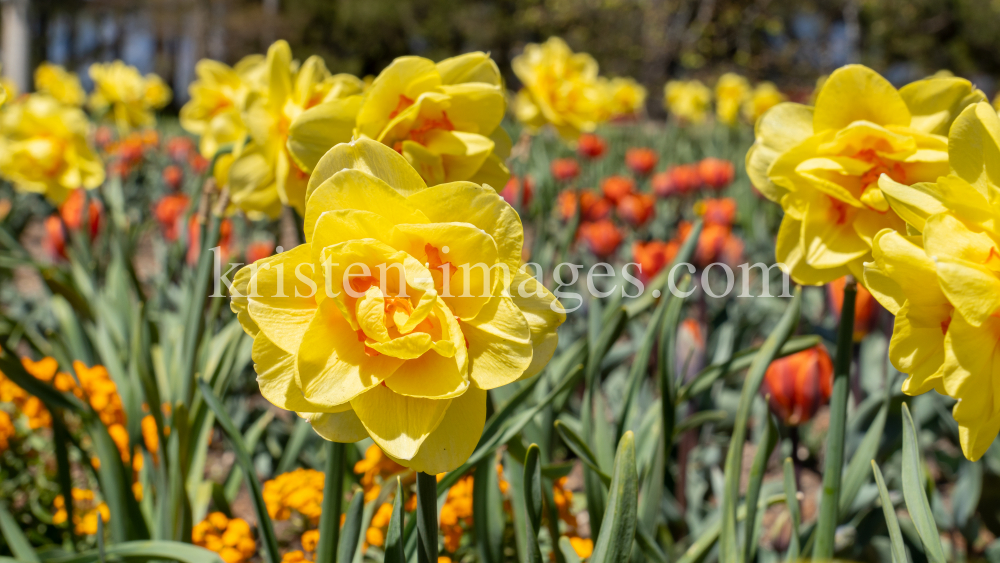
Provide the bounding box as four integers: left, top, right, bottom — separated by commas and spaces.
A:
578, 220, 623, 258
59, 188, 102, 238
0, 411, 14, 451
551, 158, 581, 182
570, 537, 594, 559
190, 154, 210, 174
625, 148, 657, 176
44, 215, 66, 260
440, 476, 474, 553
694, 197, 736, 226
192, 512, 257, 563
652, 164, 701, 197
153, 193, 190, 242
761, 345, 833, 426
579, 190, 612, 221
600, 176, 634, 203
677, 221, 740, 267
697, 157, 735, 190
632, 240, 678, 281
163, 165, 184, 191
616, 193, 654, 227
166, 136, 196, 162
557, 190, 578, 220
576, 133, 607, 159
187, 216, 233, 266
354, 444, 405, 503
501, 175, 534, 209
827, 276, 878, 342
245, 241, 275, 264
676, 318, 706, 383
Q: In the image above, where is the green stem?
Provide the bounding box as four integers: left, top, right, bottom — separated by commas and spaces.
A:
813, 276, 857, 559
416, 471, 439, 563
315, 441, 344, 563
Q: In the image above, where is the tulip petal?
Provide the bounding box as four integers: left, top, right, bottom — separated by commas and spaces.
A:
307, 137, 429, 204
297, 299, 405, 408
813, 65, 910, 132
350, 383, 451, 461
287, 95, 362, 173
303, 410, 369, 443
509, 271, 565, 380
244, 245, 318, 354
304, 168, 428, 242
462, 294, 533, 389
402, 386, 486, 474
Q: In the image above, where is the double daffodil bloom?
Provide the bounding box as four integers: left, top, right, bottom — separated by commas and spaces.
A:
742, 81, 786, 123
228, 40, 363, 218
864, 102, 1000, 460
747, 64, 984, 285
664, 79, 711, 124
288, 52, 510, 190
180, 55, 265, 158
603, 77, 647, 120
512, 37, 608, 140
715, 73, 750, 126
88, 61, 172, 133
231, 139, 564, 473
35, 63, 85, 106
0, 94, 104, 203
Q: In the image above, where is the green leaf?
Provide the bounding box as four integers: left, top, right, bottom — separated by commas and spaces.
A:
590, 432, 638, 563
223, 410, 274, 503
839, 401, 888, 514
276, 418, 314, 475
676, 495, 787, 563
635, 526, 668, 563
673, 410, 727, 436
553, 421, 612, 486
558, 537, 582, 563
523, 444, 544, 563
196, 380, 280, 563
51, 415, 76, 545
814, 278, 857, 559
744, 413, 778, 563
383, 477, 405, 563
782, 458, 801, 563
901, 403, 946, 563
0, 501, 40, 563
315, 442, 344, 563
474, 456, 505, 563
337, 491, 365, 563
872, 461, 909, 563
41, 541, 225, 563
719, 288, 801, 563
953, 458, 982, 530
415, 472, 439, 563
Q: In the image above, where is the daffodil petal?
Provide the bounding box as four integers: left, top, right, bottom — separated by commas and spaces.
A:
307, 137, 429, 205
509, 271, 564, 380
304, 168, 428, 242
350, 383, 451, 461
244, 245, 318, 354
402, 386, 486, 474
287, 95, 361, 173
462, 294, 533, 389
253, 331, 338, 413
813, 65, 910, 132
303, 410, 369, 443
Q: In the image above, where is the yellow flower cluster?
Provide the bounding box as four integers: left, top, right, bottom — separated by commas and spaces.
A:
354, 443, 405, 502
440, 475, 474, 553
52, 488, 110, 536
192, 512, 257, 563
35, 63, 85, 107
365, 502, 394, 549
666, 73, 786, 126
230, 139, 564, 474
664, 79, 711, 124
89, 61, 172, 133
0, 410, 14, 451
552, 476, 592, 558
513, 37, 645, 140
262, 468, 325, 522
280, 529, 319, 563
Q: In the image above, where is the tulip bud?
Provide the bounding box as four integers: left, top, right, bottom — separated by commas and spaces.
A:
58, 189, 102, 240
579, 190, 612, 221
578, 219, 623, 258
827, 276, 878, 341
44, 215, 66, 260
154, 193, 190, 242
632, 240, 678, 281
246, 241, 276, 264
616, 193, 655, 227
187, 217, 233, 266
576, 133, 607, 160
694, 197, 736, 226
163, 165, 184, 191
676, 318, 706, 383
625, 148, 658, 176
551, 158, 581, 182
501, 175, 534, 209
600, 175, 635, 203
761, 345, 833, 426
697, 157, 735, 189
653, 164, 702, 197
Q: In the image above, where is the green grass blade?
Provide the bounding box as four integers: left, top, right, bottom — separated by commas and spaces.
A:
275, 418, 313, 475
473, 455, 505, 563
523, 444, 544, 563
315, 441, 344, 563
839, 402, 888, 514
196, 379, 280, 563
782, 458, 801, 563
337, 491, 365, 563
719, 287, 802, 563
872, 461, 909, 563
590, 432, 638, 563
744, 413, 778, 563
553, 421, 612, 486
0, 501, 40, 563
901, 403, 946, 563
558, 536, 583, 563
814, 278, 857, 559
384, 477, 405, 563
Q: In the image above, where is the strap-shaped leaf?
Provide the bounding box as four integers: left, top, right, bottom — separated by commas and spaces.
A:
474, 456, 505, 563
0, 501, 39, 563
315, 441, 344, 563
782, 458, 801, 563
589, 432, 638, 563
383, 477, 406, 563
523, 444, 544, 563
554, 421, 611, 486
901, 403, 946, 563
337, 491, 365, 563
839, 401, 888, 514
745, 413, 778, 563
872, 461, 909, 563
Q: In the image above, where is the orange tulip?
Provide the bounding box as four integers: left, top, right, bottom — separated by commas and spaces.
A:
163, 165, 183, 191
154, 193, 190, 242
695, 197, 736, 226
59, 189, 101, 239
761, 346, 833, 426
600, 176, 635, 203
44, 215, 66, 260
616, 193, 654, 227
632, 240, 678, 280
576, 133, 607, 159
551, 158, 581, 182
579, 220, 623, 257
827, 276, 878, 341
579, 190, 612, 221
697, 157, 735, 190
245, 241, 276, 264
652, 164, 701, 197
187, 216, 232, 266
501, 175, 534, 209
625, 148, 658, 176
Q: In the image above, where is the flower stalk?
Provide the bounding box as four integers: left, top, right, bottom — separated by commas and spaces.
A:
315, 441, 344, 563
415, 471, 439, 563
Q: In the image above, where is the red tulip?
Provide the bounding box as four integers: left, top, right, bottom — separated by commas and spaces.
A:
625, 148, 658, 176
154, 193, 191, 242
698, 158, 735, 190
761, 346, 834, 426
501, 175, 534, 209
576, 134, 607, 160
600, 176, 635, 203
551, 158, 581, 182
246, 241, 276, 264
653, 164, 702, 197
616, 193, 655, 227
578, 220, 623, 258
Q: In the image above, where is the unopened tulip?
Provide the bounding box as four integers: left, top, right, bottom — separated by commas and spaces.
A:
827, 276, 878, 341
616, 193, 654, 227
576, 133, 607, 159
501, 176, 534, 209
653, 165, 702, 197
761, 346, 833, 426
698, 158, 735, 190
625, 148, 658, 176
600, 176, 635, 203
579, 220, 623, 258
551, 158, 581, 182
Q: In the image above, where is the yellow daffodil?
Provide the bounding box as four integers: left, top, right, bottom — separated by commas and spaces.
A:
512, 37, 608, 140
664, 79, 711, 124
34, 63, 85, 106
88, 61, 172, 133
715, 73, 750, 126
227, 40, 363, 217
864, 102, 1000, 460
230, 139, 564, 473
0, 84, 6, 107
746, 64, 984, 285
742, 81, 786, 123
0, 94, 104, 203
288, 51, 509, 190
180, 55, 265, 158
603, 77, 646, 120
